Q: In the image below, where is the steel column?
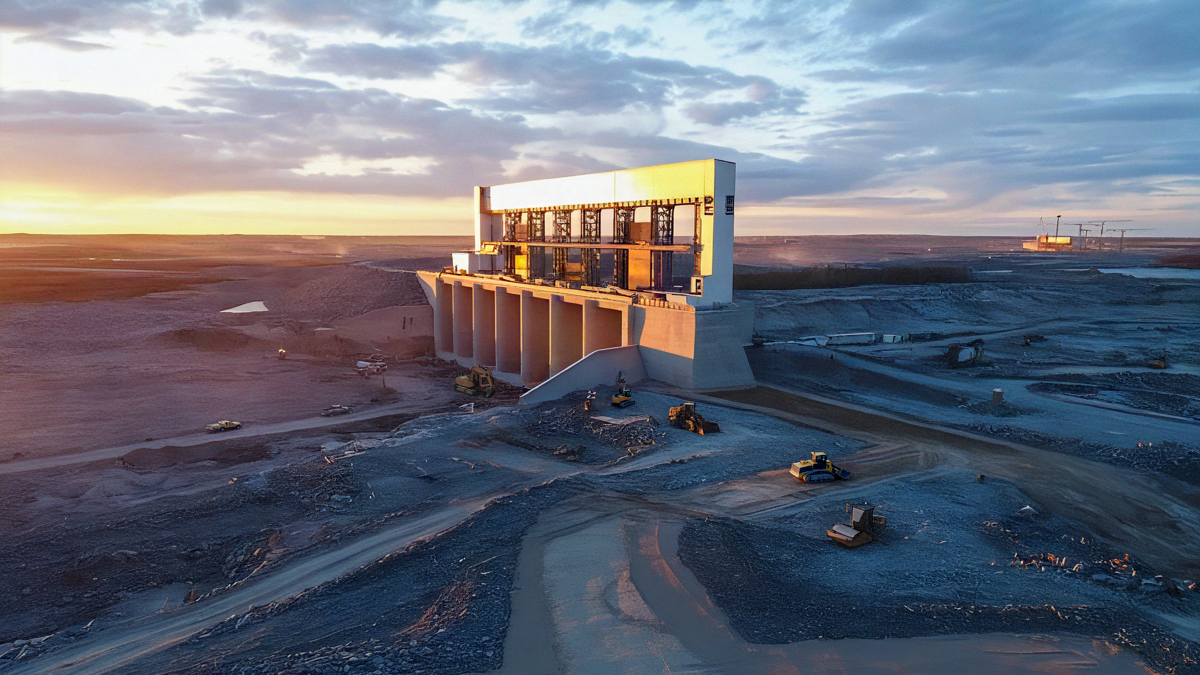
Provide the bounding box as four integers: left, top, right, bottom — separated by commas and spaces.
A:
527, 211, 545, 280
552, 210, 571, 279
613, 206, 634, 289
651, 204, 674, 290
581, 209, 600, 286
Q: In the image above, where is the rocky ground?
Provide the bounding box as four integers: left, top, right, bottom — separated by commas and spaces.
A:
6, 236, 1200, 674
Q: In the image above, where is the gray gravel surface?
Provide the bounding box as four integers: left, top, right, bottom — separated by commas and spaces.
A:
129, 481, 579, 675
678, 468, 1200, 673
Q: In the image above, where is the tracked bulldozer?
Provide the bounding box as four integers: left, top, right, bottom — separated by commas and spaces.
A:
790, 451, 851, 483
669, 402, 720, 435
455, 365, 496, 397
827, 503, 886, 548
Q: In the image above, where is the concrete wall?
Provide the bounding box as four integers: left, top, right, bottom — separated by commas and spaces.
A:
417, 271, 753, 393
632, 302, 755, 391
519, 345, 647, 406
690, 306, 755, 390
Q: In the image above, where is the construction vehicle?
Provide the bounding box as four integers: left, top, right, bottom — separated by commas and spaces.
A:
789, 451, 851, 483
668, 402, 720, 435
611, 371, 635, 408
1148, 354, 1168, 369
355, 359, 387, 376
205, 420, 242, 433
946, 339, 984, 367
827, 503, 886, 548
455, 365, 496, 397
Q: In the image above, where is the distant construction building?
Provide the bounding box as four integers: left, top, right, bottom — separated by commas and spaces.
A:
1022, 235, 1074, 252
417, 159, 755, 399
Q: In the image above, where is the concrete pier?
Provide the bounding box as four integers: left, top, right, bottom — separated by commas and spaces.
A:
549, 296, 582, 376
521, 291, 550, 385
472, 285, 495, 366
495, 287, 521, 376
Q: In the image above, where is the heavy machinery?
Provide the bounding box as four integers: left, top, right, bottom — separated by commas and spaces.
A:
206, 420, 242, 433
455, 365, 496, 397
789, 451, 851, 483
668, 402, 720, 435
827, 503, 886, 548
1148, 354, 1168, 369
946, 339, 984, 367
355, 359, 387, 376
611, 371, 635, 408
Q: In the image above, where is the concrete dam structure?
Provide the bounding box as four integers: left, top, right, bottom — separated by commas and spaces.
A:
417, 159, 755, 397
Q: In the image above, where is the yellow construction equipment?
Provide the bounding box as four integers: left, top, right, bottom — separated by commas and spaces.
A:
668, 402, 720, 435
611, 371, 635, 408
790, 451, 851, 483
826, 503, 886, 548
455, 365, 496, 397
1148, 354, 1168, 369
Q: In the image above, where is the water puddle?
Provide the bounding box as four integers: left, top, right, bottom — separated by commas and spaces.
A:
221, 300, 269, 313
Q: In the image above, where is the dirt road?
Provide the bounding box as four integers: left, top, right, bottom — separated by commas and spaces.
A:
13, 385, 1198, 674
496, 497, 1151, 674
10, 500, 490, 675
0, 401, 435, 476
703, 385, 1200, 578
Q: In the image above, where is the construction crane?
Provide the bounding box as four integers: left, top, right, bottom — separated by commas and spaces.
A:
1075, 224, 1092, 250
1110, 228, 1150, 253
1088, 220, 1131, 251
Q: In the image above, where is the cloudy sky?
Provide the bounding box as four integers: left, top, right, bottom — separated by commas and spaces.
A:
2, 0, 1197, 236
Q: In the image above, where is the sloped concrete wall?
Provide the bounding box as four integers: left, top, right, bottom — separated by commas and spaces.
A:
519, 345, 647, 406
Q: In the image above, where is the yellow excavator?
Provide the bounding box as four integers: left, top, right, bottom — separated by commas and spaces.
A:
611, 371, 635, 408
455, 365, 496, 397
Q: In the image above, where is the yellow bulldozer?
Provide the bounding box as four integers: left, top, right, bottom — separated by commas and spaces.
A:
455, 365, 496, 397
827, 503, 886, 548
668, 402, 720, 435
789, 451, 852, 483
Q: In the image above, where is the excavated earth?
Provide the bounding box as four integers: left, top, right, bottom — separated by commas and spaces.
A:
4, 236, 1200, 675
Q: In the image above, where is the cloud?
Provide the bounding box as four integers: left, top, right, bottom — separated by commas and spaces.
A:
0, 73, 552, 197
13, 31, 112, 51
0, 0, 453, 38
4, 0, 1200, 232
301, 41, 805, 122
303, 42, 450, 79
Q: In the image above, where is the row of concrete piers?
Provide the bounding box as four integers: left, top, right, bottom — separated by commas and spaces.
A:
433, 276, 628, 387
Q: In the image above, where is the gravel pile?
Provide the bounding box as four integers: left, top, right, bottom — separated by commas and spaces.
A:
274, 266, 427, 323
498, 398, 667, 463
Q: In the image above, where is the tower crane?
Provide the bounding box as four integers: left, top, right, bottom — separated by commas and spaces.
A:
1088, 220, 1132, 251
